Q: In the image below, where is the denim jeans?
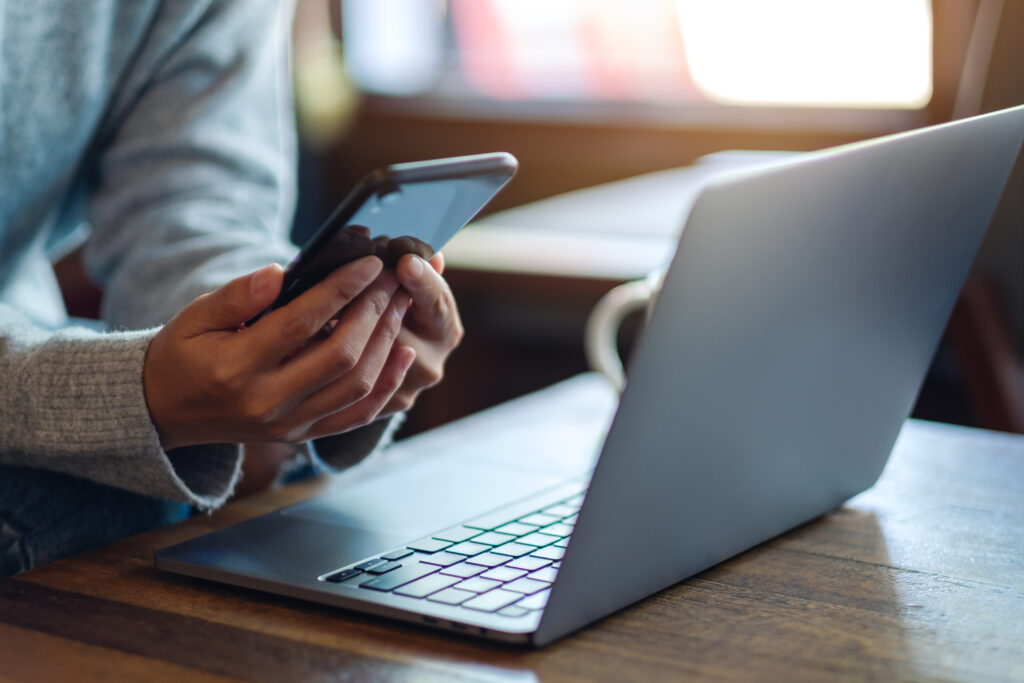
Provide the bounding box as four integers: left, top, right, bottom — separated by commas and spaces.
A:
0, 316, 192, 576
0, 465, 190, 577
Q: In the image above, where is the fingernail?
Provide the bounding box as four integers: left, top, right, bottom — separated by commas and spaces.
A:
406, 255, 425, 278
396, 294, 412, 318
353, 255, 384, 283
251, 264, 277, 298
400, 346, 416, 371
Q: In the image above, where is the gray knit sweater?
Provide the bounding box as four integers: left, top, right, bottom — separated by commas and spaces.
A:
0, 0, 391, 509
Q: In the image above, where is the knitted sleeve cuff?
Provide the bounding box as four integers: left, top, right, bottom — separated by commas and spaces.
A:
306, 413, 406, 475
2, 323, 242, 509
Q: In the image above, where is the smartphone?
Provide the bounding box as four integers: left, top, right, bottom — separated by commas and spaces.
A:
249, 152, 518, 326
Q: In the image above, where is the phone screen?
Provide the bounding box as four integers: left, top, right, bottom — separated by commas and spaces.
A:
251, 153, 517, 325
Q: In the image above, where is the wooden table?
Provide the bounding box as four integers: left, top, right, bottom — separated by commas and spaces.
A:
2, 378, 1023, 681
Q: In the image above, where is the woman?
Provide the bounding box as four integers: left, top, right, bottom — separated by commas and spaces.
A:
0, 0, 462, 575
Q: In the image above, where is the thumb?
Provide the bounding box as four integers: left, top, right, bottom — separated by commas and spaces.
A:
428, 252, 444, 275
179, 264, 284, 335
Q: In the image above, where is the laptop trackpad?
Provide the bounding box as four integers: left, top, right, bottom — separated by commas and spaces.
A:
281, 457, 561, 539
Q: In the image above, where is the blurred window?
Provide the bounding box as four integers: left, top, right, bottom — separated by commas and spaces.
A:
342, 0, 932, 109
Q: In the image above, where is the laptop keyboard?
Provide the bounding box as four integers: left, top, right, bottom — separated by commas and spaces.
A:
319, 481, 585, 618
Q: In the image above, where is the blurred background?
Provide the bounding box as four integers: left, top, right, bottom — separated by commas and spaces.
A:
290, 0, 1023, 437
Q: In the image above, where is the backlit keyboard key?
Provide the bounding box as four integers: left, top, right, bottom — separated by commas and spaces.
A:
506, 556, 551, 572
365, 561, 402, 575
455, 577, 503, 593
531, 546, 565, 561
440, 563, 486, 578
528, 567, 558, 583
502, 578, 550, 595
491, 542, 535, 557
539, 522, 574, 538
516, 588, 551, 610
427, 587, 477, 606
480, 566, 528, 582
542, 504, 579, 517
462, 589, 524, 613
494, 522, 538, 537
519, 513, 562, 527
464, 553, 509, 568
355, 558, 387, 571
380, 548, 414, 561
324, 568, 361, 583
470, 531, 517, 546
446, 541, 492, 556
407, 538, 453, 554
418, 551, 466, 567
360, 562, 438, 591
432, 526, 480, 543
393, 573, 461, 598
516, 532, 559, 547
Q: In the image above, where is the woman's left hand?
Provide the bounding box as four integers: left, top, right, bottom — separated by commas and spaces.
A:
385, 252, 464, 416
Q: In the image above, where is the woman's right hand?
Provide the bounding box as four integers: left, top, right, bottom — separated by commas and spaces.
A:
143, 256, 416, 451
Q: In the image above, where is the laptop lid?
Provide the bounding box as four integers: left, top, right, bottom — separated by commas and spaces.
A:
535, 105, 1024, 645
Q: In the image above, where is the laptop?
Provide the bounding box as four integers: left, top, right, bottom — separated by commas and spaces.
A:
156, 105, 1024, 646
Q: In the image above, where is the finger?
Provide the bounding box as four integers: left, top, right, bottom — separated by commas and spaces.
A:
379, 383, 419, 420
249, 255, 383, 362
394, 327, 445, 392
306, 344, 416, 439
429, 252, 444, 275
375, 346, 421, 419
396, 253, 462, 342
178, 264, 284, 336
287, 291, 411, 419
370, 327, 445, 418
275, 282, 407, 407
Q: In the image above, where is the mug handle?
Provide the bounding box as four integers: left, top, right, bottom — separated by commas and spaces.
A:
584, 269, 663, 393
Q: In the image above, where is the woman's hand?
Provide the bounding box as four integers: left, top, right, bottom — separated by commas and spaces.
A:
143, 256, 416, 450
383, 252, 464, 416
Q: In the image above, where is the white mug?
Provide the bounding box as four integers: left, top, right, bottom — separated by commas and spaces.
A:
584, 268, 665, 392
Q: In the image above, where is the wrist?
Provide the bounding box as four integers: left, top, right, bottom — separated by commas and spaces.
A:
234, 442, 306, 497
142, 332, 186, 451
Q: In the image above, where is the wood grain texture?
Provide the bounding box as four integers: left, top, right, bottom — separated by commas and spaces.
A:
0, 623, 235, 683
2, 413, 1022, 682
